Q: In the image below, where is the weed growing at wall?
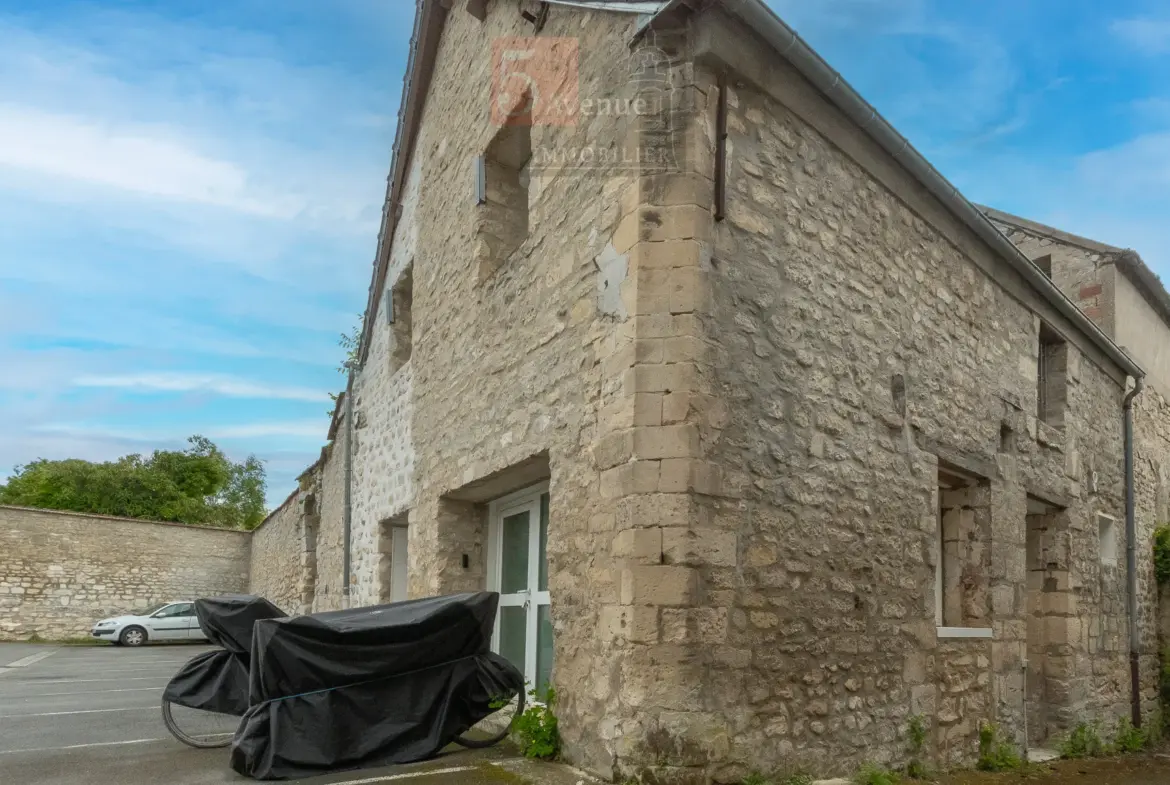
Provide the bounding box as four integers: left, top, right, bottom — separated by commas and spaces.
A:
740, 771, 813, 785
1154, 525, 1170, 585
1114, 718, 1149, 753
1059, 721, 1106, 758
854, 763, 900, 785
511, 686, 560, 759
740, 775, 812, 785
905, 714, 930, 779
1147, 710, 1164, 744
976, 722, 1021, 771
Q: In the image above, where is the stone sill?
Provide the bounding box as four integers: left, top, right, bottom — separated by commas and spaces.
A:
937, 626, 994, 639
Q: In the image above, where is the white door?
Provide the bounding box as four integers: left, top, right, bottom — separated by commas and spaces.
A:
390, 525, 409, 603
489, 485, 553, 698
147, 603, 191, 641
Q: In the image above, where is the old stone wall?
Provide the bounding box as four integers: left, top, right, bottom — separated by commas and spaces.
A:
249, 490, 311, 615
988, 216, 1119, 341
1137, 389, 1170, 645
990, 215, 1170, 700
0, 505, 250, 640
311, 425, 348, 612
989, 214, 1170, 395
697, 22, 1145, 777
350, 292, 414, 606
375, 1, 681, 777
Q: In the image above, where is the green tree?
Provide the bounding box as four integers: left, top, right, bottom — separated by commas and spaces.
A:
0, 436, 267, 530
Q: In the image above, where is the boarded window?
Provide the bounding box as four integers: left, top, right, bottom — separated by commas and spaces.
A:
936, 466, 991, 628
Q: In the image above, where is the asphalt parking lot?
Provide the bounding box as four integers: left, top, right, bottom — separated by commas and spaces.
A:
0, 643, 554, 785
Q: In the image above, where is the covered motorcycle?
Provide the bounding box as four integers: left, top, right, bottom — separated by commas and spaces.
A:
230, 591, 525, 780
162, 595, 287, 716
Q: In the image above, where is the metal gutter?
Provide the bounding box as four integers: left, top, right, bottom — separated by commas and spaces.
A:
1124, 376, 1146, 727
544, 0, 666, 12
669, 0, 1145, 381
342, 365, 356, 604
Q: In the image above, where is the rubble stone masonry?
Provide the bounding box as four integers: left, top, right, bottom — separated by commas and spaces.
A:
0, 505, 250, 640
237, 2, 1169, 782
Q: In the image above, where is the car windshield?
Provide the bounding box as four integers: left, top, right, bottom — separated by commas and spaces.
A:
140, 603, 171, 616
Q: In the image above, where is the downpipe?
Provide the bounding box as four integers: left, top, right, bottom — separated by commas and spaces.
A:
343, 362, 358, 608
1125, 375, 1145, 727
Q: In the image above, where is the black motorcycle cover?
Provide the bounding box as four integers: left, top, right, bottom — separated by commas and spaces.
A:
229, 592, 524, 780
162, 595, 286, 716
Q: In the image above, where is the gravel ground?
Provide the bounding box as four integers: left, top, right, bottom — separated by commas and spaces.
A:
936, 752, 1170, 785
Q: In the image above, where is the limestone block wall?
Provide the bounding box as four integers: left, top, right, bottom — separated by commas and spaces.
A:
1137, 389, 1170, 649
697, 22, 1145, 776
382, 2, 656, 777
989, 218, 1119, 339
312, 426, 348, 613
249, 491, 307, 615
0, 505, 250, 640
349, 264, 416, 606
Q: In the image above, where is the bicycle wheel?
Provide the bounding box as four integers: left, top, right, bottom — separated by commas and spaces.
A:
453, 687, 525, 749
161, 699, 238, 748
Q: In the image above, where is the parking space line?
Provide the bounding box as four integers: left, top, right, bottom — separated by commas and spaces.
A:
28, 668, 180, 676
0, 706, 156, 719
2, 650, 60, 669
20, 676, 171, 685
8, 686, 161, 698
0, 737, 165, 756
330, 765, 479, 784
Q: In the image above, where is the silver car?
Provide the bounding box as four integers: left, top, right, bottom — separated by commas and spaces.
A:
91, 601, 209, 646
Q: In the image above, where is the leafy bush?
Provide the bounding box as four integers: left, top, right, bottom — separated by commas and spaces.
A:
0, 436, 266, 529
511, 687, 560, 759
740, 775, 770, 785
1154, 526, 1170, 586
977, 722, 1022, 771
1059, 722, 1106, 759
1115, 718, 1148, 753
855, 763, 900, 785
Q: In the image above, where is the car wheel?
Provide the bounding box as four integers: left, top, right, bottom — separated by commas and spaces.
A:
120, 626, 147, 647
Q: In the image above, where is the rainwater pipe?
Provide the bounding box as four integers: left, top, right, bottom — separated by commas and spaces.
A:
1125, 375, 1145, 727
343, 361, 359, 608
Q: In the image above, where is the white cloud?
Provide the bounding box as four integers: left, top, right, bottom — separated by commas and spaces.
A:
208, 421, 327, 439
71, 373, 331, 402
34, 419, 328, 442
1077, 131, 1170, 192
0, 104, 300, 218
1111, 17, 1170, 55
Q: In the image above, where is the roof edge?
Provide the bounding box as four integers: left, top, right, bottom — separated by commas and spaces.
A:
670, 0, 1144, 381
981, 205, 1170, 333
978, 206, 1124, 256
360, 0, 446, 366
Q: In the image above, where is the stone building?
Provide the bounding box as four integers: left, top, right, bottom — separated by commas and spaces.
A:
250, 0, 1164, 781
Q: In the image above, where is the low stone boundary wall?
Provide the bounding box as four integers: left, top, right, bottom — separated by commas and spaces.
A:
0, 505, 250, 640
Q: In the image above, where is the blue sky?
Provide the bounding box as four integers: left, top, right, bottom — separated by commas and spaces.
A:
2, 0, 1169, 508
